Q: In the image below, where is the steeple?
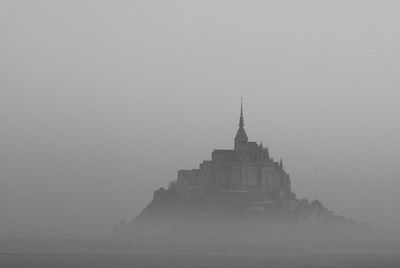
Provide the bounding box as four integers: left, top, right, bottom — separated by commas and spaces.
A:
239, 97, 244, 128
234, 98, 248, 150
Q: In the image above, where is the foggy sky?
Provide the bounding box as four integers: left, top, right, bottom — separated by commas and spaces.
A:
1, 0, 399, 240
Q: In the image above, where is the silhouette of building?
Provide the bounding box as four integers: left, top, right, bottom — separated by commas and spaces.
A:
125, 102, 367, 241
173, 101, 294, 203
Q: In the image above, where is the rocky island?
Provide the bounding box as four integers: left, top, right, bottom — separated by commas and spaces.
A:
115, 102, 375, 252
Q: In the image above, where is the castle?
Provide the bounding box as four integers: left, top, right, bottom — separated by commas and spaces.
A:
122, 102, 368, 245
168, 101, 295, 205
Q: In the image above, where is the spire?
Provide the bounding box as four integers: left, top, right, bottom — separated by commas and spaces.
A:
239, 97, 244, 128
279, 159, 283, 169
234, 98, 248, 149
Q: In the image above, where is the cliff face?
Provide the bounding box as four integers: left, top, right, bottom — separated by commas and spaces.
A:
114, 187, 376, 252
135, 186, 347, 224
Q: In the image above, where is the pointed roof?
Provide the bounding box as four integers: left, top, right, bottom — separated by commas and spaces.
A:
239, 98, 244, 128
235, 98, 248, 141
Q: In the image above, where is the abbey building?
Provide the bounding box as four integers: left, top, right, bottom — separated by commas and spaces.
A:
174, 102, 294, 202
122, 102, 362, 241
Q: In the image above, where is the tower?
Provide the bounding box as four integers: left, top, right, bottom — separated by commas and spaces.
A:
234, 99, 248, 150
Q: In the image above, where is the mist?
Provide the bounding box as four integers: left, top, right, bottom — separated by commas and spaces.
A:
1, 0, 399, 242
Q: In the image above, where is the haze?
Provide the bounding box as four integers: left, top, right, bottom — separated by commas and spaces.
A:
1, 1, 399, 240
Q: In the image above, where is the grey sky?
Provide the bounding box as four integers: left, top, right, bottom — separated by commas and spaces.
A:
1, 1, 399, 239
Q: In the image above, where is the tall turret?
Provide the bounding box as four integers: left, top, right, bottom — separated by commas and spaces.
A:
265, 147, 270, 160
234, 99, 248, 150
